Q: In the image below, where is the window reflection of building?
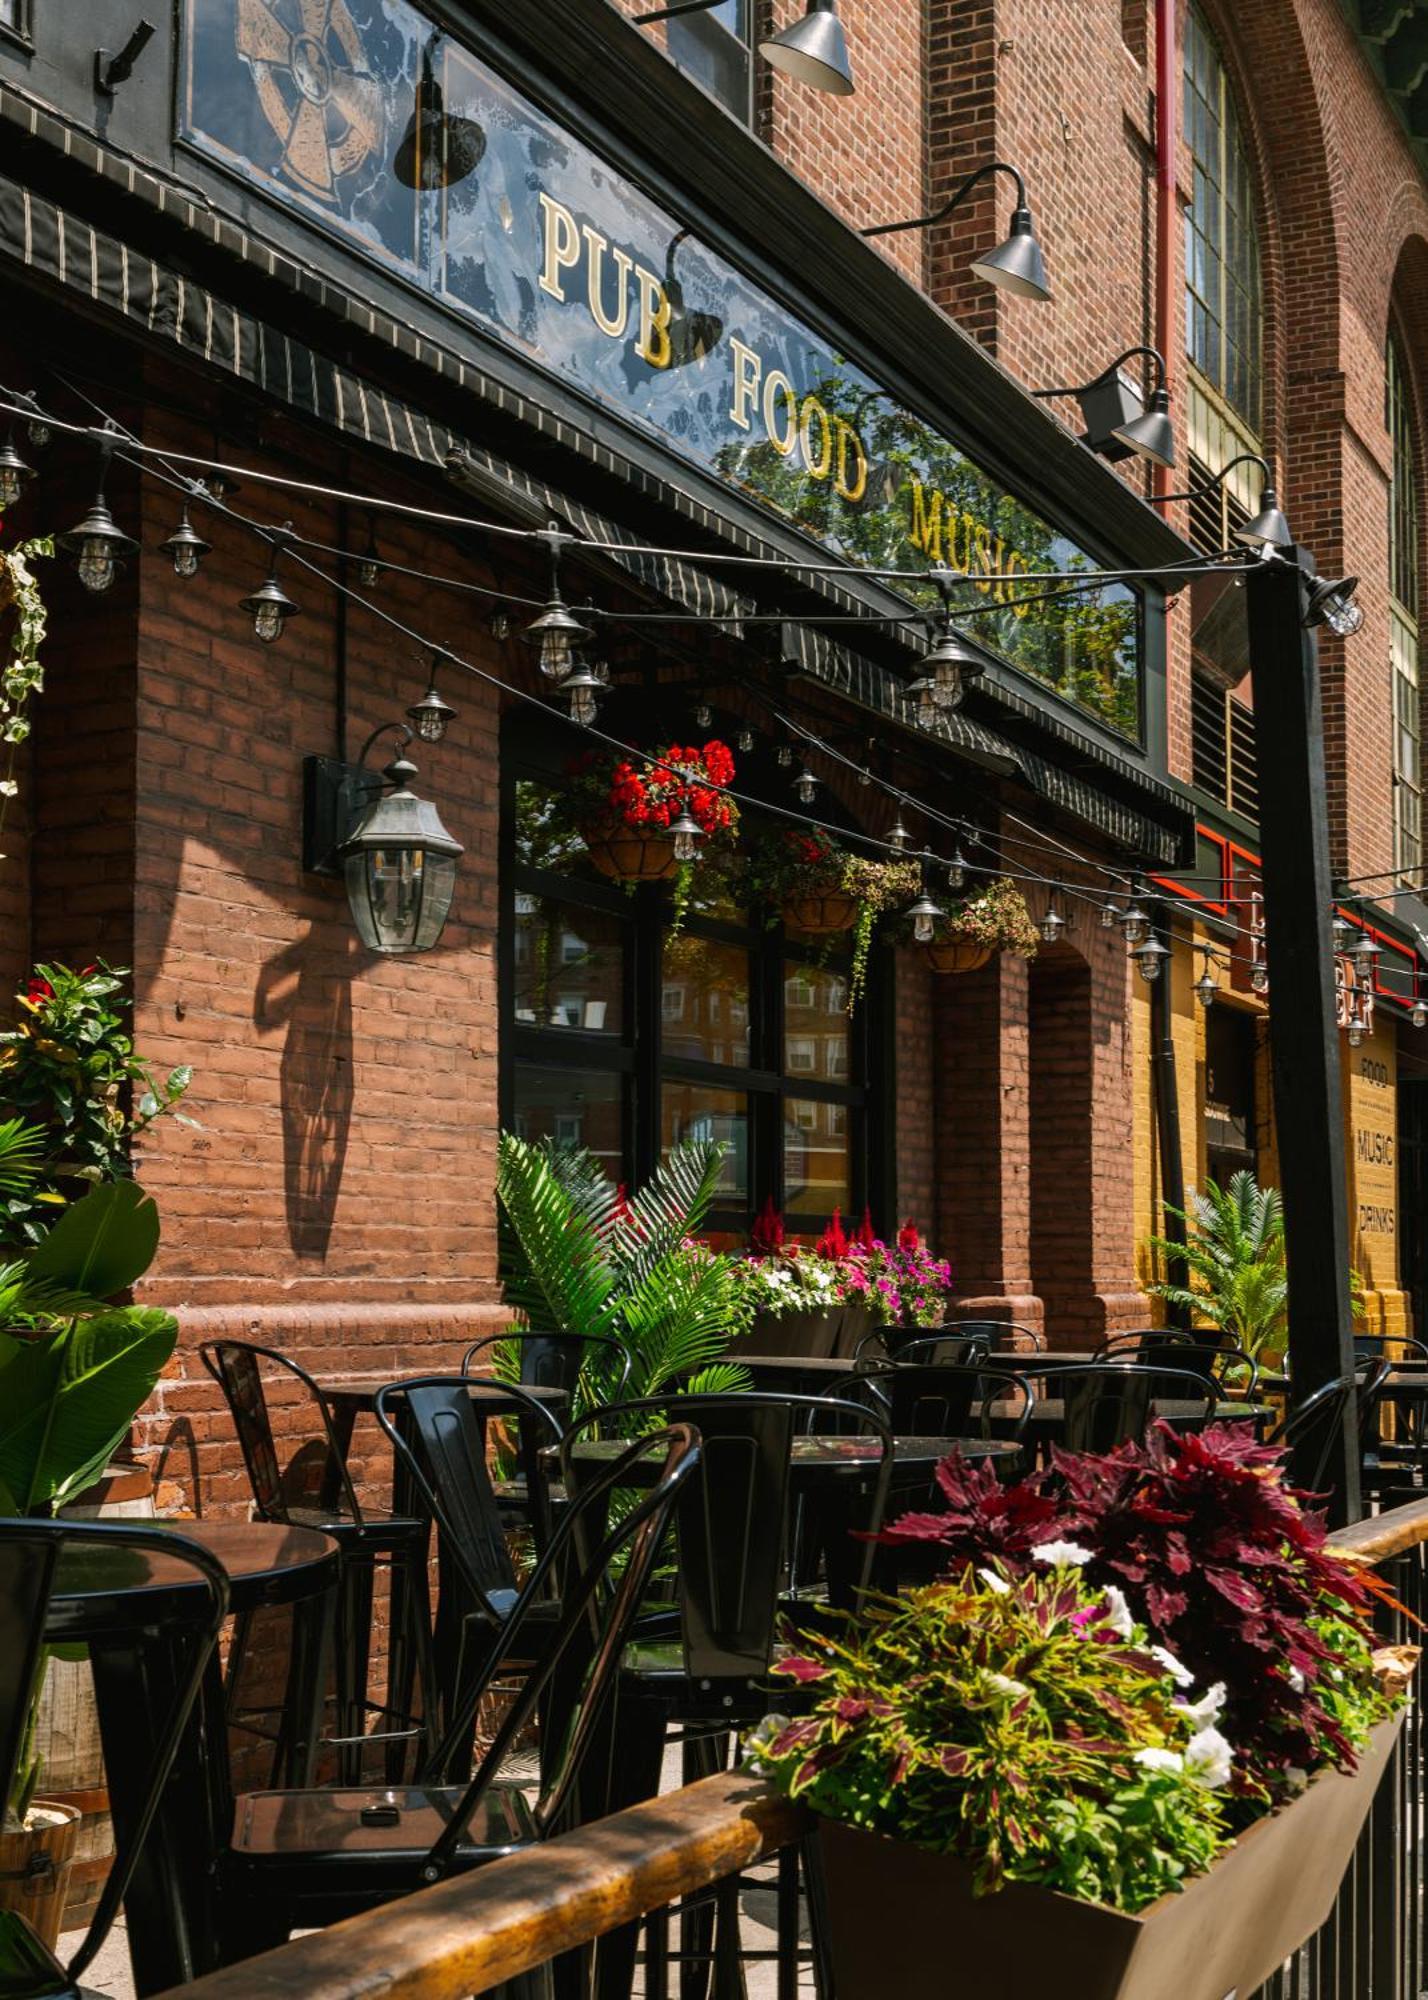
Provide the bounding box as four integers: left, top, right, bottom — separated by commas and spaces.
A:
502, 729, 872, 1229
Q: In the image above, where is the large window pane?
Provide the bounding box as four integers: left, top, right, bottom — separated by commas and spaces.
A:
662, 935, 750, 1065
784, 962, 850, 1082
513, 1065, 624, 1178
512, 778, 594, 876
662, 1084, 748, 1197
783, 1100, 851, 1220
514, 897, 625, 1033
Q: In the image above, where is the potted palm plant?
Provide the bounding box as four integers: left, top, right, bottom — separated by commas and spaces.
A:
755, 1426, 1411, 2000
0, 1136, 178, 1950
1144, 1171, 1288, 1365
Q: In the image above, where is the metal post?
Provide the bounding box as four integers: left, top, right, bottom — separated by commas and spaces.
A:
1245, 551, 1360, 1521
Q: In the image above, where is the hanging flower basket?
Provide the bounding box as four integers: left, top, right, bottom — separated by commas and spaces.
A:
583, 827, 680, 883
922, 939, 994, 975
816, 1711, 1403, 2000
782, 890, 861, 936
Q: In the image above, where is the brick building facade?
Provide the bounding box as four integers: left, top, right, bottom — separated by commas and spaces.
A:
1, 0, 1425, 1509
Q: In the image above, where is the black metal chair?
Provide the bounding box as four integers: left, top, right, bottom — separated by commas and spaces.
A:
1095, 1329, 1260, 1399
223, 1426, 700, 1993
1352, 1332, 1428, 1366
200, 1339, 436, 1784
373, 1375, 566, 1778
857, 1361, 1033, 1447
561, 1391, 894, 2000
946, 1318, 1047, 1353
1272, 1359, 1391, 1494
1011, 1361, 1218, 1456
0, 1519, 229, 2000
461, 1329, 635, 1405
854, 1326, 991, 1369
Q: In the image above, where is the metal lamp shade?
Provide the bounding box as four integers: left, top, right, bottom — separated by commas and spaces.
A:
1113, 388, 1176, 469
339, 779, 462, 955
1236, 487, 1294, 550
969, 208, 1051, 301
759, 1, 855, 95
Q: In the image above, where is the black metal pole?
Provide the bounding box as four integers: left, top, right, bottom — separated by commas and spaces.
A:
1148, 916, 1191, 1329
1245, 551, 1360, 1522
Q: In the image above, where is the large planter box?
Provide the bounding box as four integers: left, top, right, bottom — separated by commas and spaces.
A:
817, 1713, 1403, 2000
744, 1307, 841, 1357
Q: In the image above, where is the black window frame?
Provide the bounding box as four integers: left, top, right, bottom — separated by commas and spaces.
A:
498, 715, 886, 1235
664, 0, 755, 127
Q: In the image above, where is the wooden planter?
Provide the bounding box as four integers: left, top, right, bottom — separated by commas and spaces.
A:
922, 939, 993, 975
0, 1803, 80, 1953
583, 828, 679, 883
817, 1712, 1403, 2000
743, 1307, 843, 1358
783, 892, 860, 936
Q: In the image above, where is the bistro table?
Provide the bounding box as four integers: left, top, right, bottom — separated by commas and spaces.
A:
46, 1519, 339, 1998
987, 1397, 1274, 1448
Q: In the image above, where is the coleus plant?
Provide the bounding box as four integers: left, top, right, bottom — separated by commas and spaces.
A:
751, 1564, 1233, 1911
876, 1425, 1398, 1806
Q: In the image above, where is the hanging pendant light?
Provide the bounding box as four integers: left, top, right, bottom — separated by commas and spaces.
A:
1040, 894, 1066, 945
1347, 997, 1367, 1049
794, 766, 819, 805
1353, 932, 1382, 984
759, 0, 855, 96
947, 847, 968, 891
888, 816, 910, 853
239, 534, 301, 643
1195, 957, 1218, 1009
1412, 1000, 1428, 1029
17, 394, 50, 452
776, 742, 794, 767
160, 504, 212, 578
737, 725, 755, 753
1100, 900, 1122, 931
406, 654, 458, 743
0, 430, 35, 510
524, 533, 593, 678
694, 699, 713, 729
1134, 936, 1169, 984
556, 664, 603, 727
358, 519, 382, 589
1250, 961, 1270, 997
904, 672, 940, 728
57, 433, 139, 594
670, 806, 704, 863
1305, 574, 1364, 638
1120, 898, 1150, 948
906, 888, 946, 945
1332, 912, 1353, 956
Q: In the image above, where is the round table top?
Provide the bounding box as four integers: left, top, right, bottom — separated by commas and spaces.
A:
1380, 1371, 1428, 1399
990, 1398, 1270, 1429
45, 1519, 340, 1640
738, 1355, 865, 1377
312, 1371, 569, 1410
565, 1433, 1018, 1478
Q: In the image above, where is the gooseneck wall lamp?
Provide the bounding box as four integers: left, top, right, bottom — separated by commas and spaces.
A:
1033, 346, 1176, 469
1158, 452, 1293, 550
862, 161, 1051, 302
633, 0, 855, 96
303, 723, 462, 956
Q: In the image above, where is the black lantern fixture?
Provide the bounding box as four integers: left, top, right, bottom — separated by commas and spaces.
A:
524, 531, 593, 679
794, 765, 819, 805
906, 885, 946, 945
556, 663, 604, 726
947, 847, 969, 892
1120, 883, 1151, 948
394, 42, 487, 190
863, 160, 1051, 302
1040, 893, 1067, 946
1160, 453, 1292, 550
239, 531, 301, 644
0, 430, 36, 510
1353, 931, 1382, 984
160, 504, 212, 579
1305, 574, 1364, 638
887, 815, 911, 853
406, 653, 458, 743
57, 430, 140, 594
338, 740, 462, 956
670, 806, 704, 863
1195, 953, 1218, 1009
1033, 346, 1176, 469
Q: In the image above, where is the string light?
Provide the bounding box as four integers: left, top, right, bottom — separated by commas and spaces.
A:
904, 670, 940, 728
1135, 936, 1169, 983
1353, 932, 1381, 983
406, 653, 458, 743
358, 518, 382, 589
1040, 892, 1067, 945
947, 847, 968, 891
524, 532, 592, 678
694, 699, 713, 729
1195, 954, 1218, 1008
556, 663, 603, 727
1331, 912, 1353, 955
906, 888, 946, 944
238, 532, 300, 643
489, 607, 511, 640
794, 765, 819, 804
160, 504, 212, 578
0, 431, 34, 509
1120, 896, 1150, 948
1100, 900, 1121, 930
1250, 961, 1270, 997
56, 430, 139, 593
776, 742, 794, 767
1413, 1000, 1427, 1030
888, 816, 911, 853
670, 807, 704, 863
737, 725, 755, 752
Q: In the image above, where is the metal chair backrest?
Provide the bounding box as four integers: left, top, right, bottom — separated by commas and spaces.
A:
856, 1329, 989, 1369
1096, 1333, 1259, 1398
857, 1363, 1033, 1442
562, 1392, 893, 1682
374, 1376, 565, 1625
0, 1519, 228, 1992
1352, 1332, 1428, 1366
1276, 1358, 1392, 1489
461, 1329, 634, 1407
200, 1339, 362, 1526
946, 1319, 1047, 1353
1030, 1363, 1217, 1452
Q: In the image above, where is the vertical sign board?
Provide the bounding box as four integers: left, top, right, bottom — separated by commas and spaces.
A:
180, 0, 1143, 736
1346, 1021, 1400, 1324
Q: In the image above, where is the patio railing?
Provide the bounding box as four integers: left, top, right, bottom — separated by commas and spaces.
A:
156, 1494, 1428, 2000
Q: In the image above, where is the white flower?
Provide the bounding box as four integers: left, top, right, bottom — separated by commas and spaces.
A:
1184, 1727, 1234, 1790
983, 1672, 1029, 1699
1285, 1767, 1309, 1794
977, 1567, 1012, 1596
1100, 1585, 1136, 1639
1133, 1747, 1184, 1774
744, 1714, 790, 1771
1150, 1645, 1195, 1689
1030, 1539, 1095, 1568
1174, 1683, 1228, 1730
1287, 1667, 1306, 1694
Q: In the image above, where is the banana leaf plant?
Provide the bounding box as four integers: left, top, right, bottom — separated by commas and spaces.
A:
0, 1133, 177, 1825
496, 1132, 753, 1421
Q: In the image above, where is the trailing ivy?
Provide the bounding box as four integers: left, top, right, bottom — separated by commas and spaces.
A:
0, 536, 53, 856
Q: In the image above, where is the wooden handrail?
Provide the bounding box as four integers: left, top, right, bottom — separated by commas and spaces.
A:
153, 1494, 1428, 2000
155, 1771, 805, 2000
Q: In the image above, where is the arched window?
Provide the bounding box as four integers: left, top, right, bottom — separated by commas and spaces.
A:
499, 708, 880, 1233
1184, 6, 1264, 821
1389, 330, 1421, 882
